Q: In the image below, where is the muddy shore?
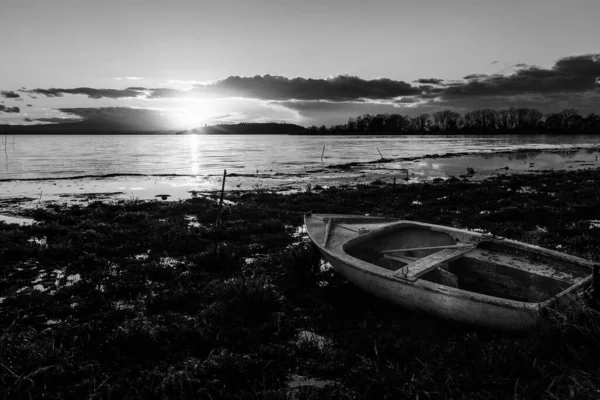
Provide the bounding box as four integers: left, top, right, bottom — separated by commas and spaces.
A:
2, 167, 600, 399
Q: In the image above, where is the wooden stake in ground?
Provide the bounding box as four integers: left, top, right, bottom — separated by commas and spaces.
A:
321, 146, 325, 162
214, 169, 227, 253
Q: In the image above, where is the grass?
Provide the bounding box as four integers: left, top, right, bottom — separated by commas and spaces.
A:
1, 168, 600, 399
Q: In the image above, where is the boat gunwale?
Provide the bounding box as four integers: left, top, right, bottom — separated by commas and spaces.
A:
305, 214, 596, 312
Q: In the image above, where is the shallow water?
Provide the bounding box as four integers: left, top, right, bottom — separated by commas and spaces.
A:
2, 134, 600, 180
1, 135, 600, 210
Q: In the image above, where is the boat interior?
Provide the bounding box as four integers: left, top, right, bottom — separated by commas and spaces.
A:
344, 226, 592, 303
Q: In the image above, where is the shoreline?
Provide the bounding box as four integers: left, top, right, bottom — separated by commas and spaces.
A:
2, 145, 600, 219
2, 143, 599, 183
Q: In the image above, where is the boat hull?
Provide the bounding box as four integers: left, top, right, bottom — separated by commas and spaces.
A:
322, 252, 540, 330
305, 214, 595, 331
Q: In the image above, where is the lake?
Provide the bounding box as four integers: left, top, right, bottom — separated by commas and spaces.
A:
1, 134, 600, 209
1, 134, 600, 180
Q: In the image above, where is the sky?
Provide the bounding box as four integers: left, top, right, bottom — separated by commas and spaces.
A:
1, 0, 599, 130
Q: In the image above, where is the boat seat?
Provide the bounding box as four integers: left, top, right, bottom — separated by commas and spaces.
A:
393, 245, 475, 281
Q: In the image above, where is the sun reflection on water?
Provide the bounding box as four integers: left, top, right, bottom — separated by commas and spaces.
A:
189, 134, 200, 175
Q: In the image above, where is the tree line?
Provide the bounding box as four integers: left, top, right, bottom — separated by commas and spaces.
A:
306, 108, 600, 134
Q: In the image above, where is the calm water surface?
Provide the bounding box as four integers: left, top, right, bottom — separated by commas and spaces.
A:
2, 134, 600, 180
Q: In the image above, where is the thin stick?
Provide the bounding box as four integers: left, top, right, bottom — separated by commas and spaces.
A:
321, 146, 325, 162
214, 169, 227, 253
377, 147, 383, 159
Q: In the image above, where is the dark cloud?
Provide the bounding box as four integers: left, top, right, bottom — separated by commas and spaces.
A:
271, 100, 406, 126
491, 60, 499, 64
441, 54, 600, 99
463, 74, 489, 80
0, 105, 20, 113
394, 97, 421, 104
514, 63, 529, 68
187, 74, 421, 101
22, 87, 145, 99
145, 88, 187, 99
26, 75, 421, 102
1, 90, 20, 99
34, 117, 82, 124
49, 107, 177, 131
414, 78, 444, 85
26, 104, 33, 107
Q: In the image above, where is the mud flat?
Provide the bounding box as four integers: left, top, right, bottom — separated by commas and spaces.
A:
2, 166, 600, 398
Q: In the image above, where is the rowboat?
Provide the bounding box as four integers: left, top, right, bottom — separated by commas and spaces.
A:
304, 213, 597, 330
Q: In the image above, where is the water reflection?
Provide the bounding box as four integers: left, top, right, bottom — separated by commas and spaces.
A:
370, 148, 600, 181
188, 134, 200, 175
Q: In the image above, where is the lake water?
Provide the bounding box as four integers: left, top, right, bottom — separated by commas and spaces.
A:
1, 134, 600, 179
1, 134, 600, 210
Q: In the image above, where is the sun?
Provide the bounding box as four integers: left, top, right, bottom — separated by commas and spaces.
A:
169, 99, 215, 129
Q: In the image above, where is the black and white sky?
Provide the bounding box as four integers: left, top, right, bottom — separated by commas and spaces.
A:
1, 0, 599, 129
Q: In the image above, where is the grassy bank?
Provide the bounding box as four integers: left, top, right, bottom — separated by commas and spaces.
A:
2, 169, 600, 399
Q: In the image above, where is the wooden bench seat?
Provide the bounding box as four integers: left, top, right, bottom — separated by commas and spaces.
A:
393, 245, 475, 281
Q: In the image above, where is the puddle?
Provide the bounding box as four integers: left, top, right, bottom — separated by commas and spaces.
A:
0, 214, 35, 225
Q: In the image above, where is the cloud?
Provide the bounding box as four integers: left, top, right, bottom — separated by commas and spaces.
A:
1, 90, 20, 99
0, 105, 20, 113
16, 53, 600, 127
414, 78, 444, 85
441, 54, 600, 99
185, 74, 421, 101
26, 104, 33, 107
22, 87, 145, 99
463, 74, 489, 80
51, 107, 173, 130
34, 116, 83, 123
27, 75, 422, 102
491, 60, 499, 64
115, 76, 144, 80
